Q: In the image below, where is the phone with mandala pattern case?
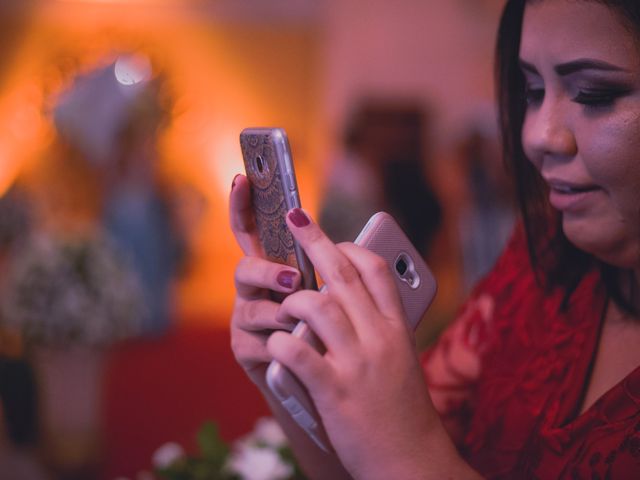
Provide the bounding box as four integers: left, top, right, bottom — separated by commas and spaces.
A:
241, 127, 330, 451
240, 127, 317, 290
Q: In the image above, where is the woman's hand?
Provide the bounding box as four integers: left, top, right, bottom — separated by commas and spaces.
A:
229, 175, 354, 480
228, 175, 301, 388
267, 208, 479, 480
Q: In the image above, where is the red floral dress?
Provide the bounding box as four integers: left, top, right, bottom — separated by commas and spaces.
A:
422, 225, 640, 479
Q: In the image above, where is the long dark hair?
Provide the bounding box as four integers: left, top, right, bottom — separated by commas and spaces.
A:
495, 0, 640, 313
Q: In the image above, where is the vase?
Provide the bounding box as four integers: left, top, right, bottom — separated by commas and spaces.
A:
31, 345, 106, 480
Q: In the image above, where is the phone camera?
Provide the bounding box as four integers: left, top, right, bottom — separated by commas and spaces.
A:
395, 258, 408, 275
394, 253, 420, 289
256, 155, 265, 174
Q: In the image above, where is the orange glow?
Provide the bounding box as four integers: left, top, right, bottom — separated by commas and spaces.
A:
56, 0, 191, 3
1, 1, 322, 325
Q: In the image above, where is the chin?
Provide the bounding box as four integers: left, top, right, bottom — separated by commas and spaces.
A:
563, 218, 640, 269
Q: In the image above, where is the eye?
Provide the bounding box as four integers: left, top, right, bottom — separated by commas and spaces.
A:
524, 84, 544, 106
572, 88, 629, 108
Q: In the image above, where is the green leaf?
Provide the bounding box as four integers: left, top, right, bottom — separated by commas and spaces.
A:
197, 421, 229, 466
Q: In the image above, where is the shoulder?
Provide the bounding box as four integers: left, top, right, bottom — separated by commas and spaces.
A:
420, 220, 543, 395
419, 223, 533, 438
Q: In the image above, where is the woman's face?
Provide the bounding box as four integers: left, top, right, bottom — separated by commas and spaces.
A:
520, 0, 640, 270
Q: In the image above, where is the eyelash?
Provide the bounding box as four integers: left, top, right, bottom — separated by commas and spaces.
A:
524, 85, 629, 108
572, 89, 627, 107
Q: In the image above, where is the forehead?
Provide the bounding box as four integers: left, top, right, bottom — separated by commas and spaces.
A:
520, 0, 640, 67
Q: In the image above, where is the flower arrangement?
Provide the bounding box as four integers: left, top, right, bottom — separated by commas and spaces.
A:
0, 232, 144, 347
153, 418, 305, 480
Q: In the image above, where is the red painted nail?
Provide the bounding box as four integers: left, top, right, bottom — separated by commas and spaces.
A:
231, 174, 241, 190
277, 270, 297, 289
288, 208, 310, 227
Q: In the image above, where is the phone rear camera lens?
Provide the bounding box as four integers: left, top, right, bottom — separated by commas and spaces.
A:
256, 155, 265, 173
395, 258, 408, 275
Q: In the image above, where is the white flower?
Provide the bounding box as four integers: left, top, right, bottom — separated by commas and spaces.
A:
0, 232, 144, 347
251, 417, 288, 449
151, 442, 185, 469
225, 445, 293, 480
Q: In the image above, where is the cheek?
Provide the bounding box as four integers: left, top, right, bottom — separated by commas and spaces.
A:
582, 111, 640, 188
581, 111, 640, 223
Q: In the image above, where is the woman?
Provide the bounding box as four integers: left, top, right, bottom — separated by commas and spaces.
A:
229, 0, 640, 478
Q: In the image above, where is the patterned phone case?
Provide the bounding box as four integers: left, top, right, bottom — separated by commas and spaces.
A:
240, 129, 299, 267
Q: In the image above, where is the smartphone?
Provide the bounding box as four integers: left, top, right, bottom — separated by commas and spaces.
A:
240, 127, 317, 291
266, 211, 437, 452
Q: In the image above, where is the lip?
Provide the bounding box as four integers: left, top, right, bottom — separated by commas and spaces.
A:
544, 178, 602, 212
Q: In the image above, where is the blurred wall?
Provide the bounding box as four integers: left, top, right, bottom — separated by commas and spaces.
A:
320, 0, 504, 161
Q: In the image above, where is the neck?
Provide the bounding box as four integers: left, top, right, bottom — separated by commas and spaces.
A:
605, 266, 640, 319
623, 268, 640, 316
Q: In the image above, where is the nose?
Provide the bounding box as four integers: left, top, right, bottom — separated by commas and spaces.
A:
522, 97, 577, 168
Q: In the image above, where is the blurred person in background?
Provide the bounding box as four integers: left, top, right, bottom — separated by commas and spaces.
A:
453, 110, 516, 293
53, 55, 187, 336
319, 101, 442, 258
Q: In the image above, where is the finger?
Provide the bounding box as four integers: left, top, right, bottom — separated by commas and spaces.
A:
337, 242, 404, 321
230, 326, 273, 368
276, 290, 358, 355
235, 256, 301, 300
229, 174, 263, 256
233, 298, 291, 333
285, 208, 379, 329
267, 331, 334, 400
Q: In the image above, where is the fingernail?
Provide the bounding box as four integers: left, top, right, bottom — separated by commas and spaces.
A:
288, 208, 310, 228
277, 315, 296, 327
231, 174, 241, 190
277, 270, 297, 289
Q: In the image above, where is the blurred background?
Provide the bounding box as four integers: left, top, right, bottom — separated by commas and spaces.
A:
0, 0, 513, 479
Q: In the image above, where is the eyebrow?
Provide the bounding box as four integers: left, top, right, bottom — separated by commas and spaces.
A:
519, 58, 630, 76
